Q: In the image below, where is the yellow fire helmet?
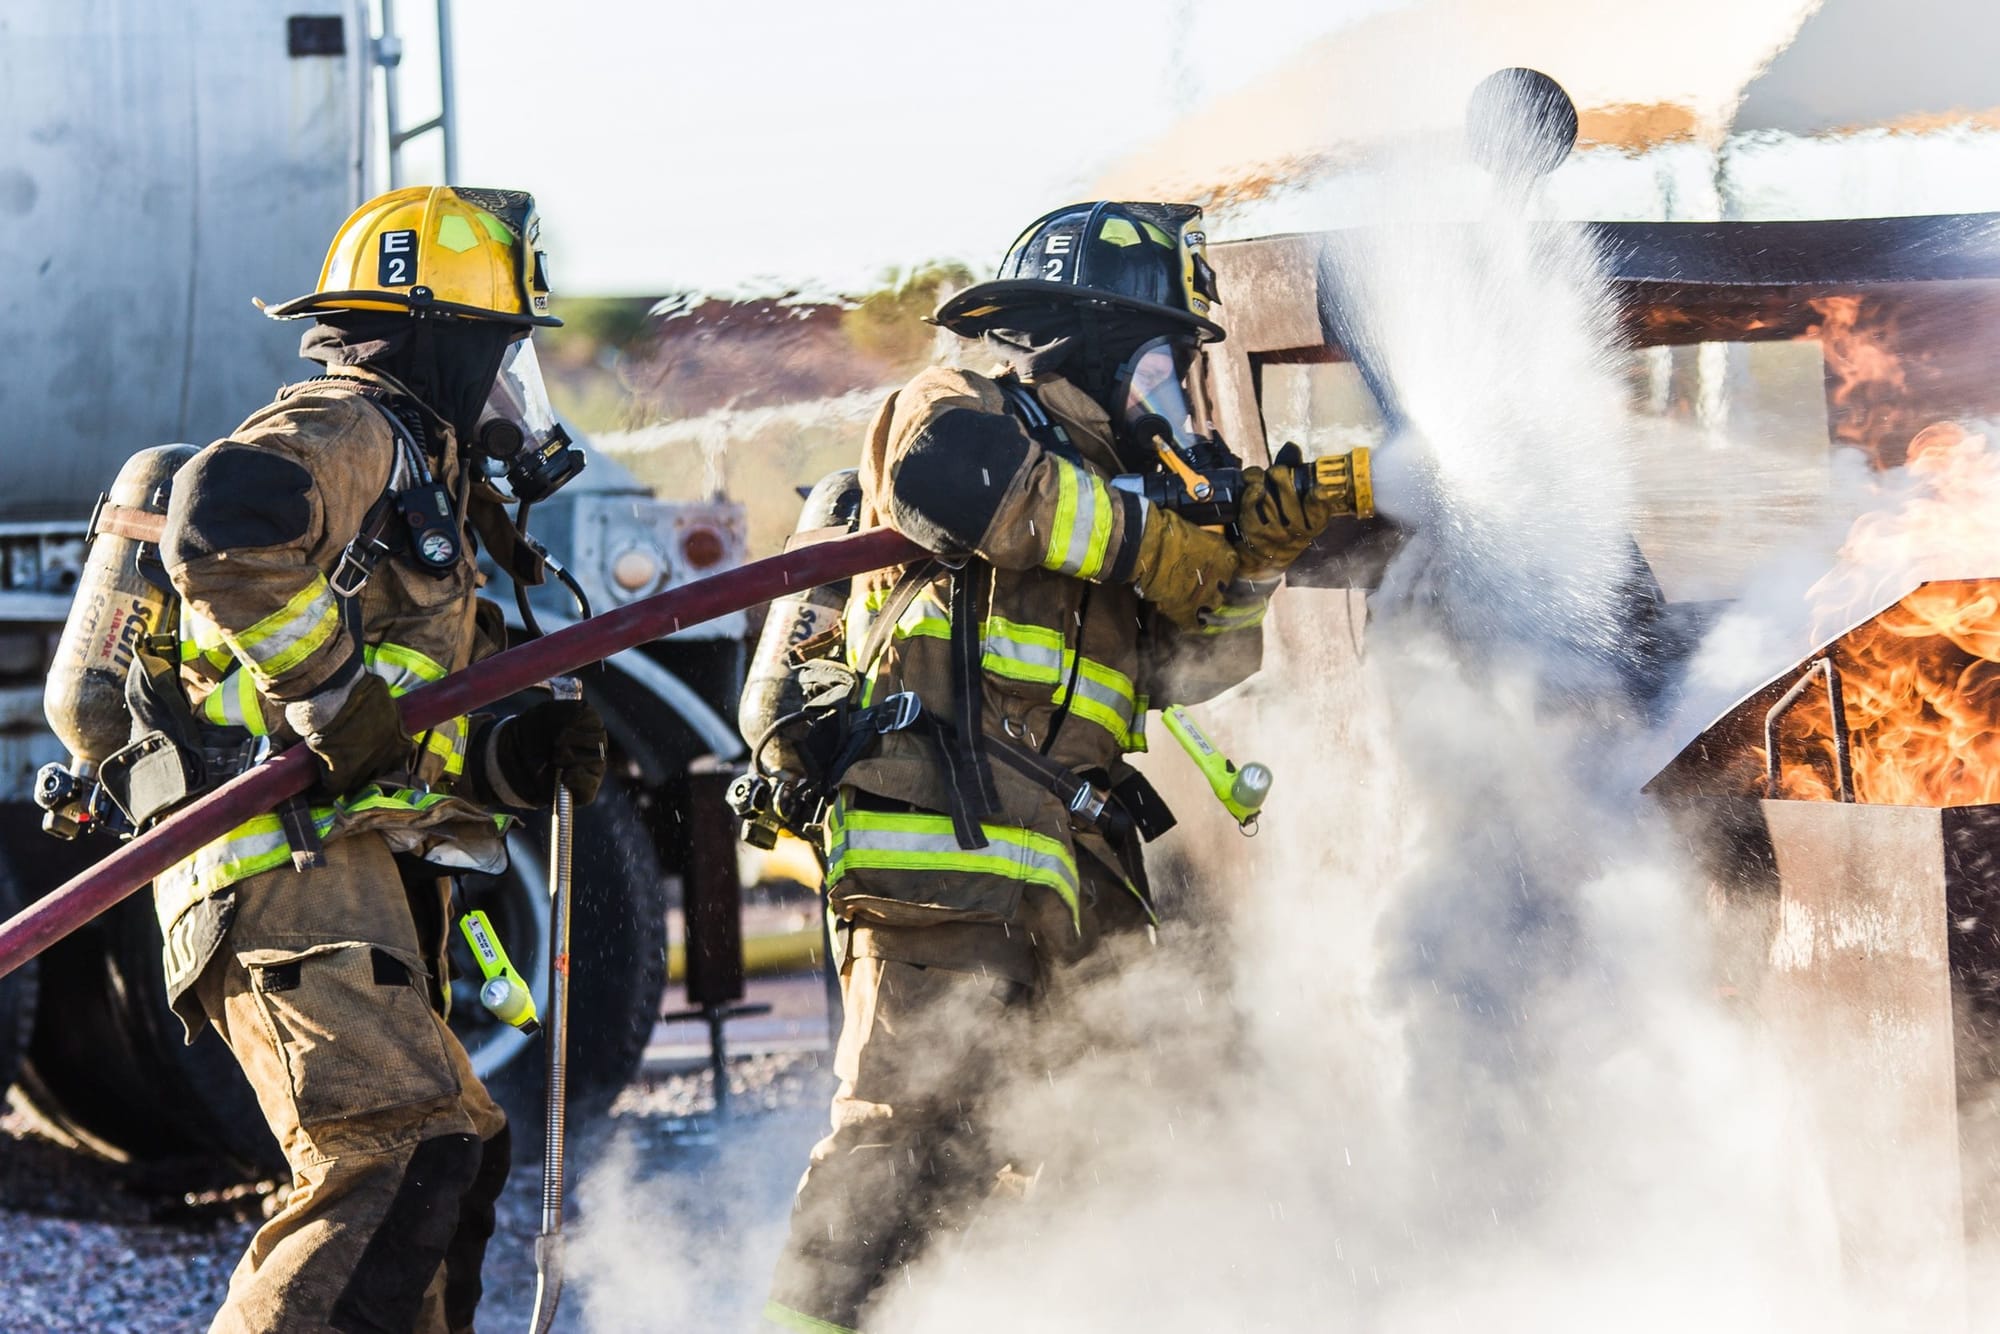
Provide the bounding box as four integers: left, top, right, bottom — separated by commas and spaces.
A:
264, 185, 560, 327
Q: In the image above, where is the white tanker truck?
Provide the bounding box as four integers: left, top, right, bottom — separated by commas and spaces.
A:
0, 0, 747, 1184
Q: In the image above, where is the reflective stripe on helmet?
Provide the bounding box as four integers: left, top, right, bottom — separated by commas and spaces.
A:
825, 800, 1080, 929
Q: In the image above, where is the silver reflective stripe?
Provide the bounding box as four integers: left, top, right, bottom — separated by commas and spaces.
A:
826, 806, 1082, 923
1064, 465, 1099, 577
984, 624, 1064, 679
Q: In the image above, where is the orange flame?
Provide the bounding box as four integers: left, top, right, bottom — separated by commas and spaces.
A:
1803, 295, 1934, 471
1770, 580, 2000, 806
1760, 424, 2000, 806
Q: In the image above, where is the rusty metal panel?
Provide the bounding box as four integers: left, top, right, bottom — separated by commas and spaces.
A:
1207, 342, 1267, 467
1208, 234, 1326, 353
1763, 799, 1967, 1327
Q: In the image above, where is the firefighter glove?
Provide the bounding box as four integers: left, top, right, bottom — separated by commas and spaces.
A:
294, 671, 413, 796
1132, 507, 1239, 630
494, 699, 606, 807
1235, 443, 1338, 576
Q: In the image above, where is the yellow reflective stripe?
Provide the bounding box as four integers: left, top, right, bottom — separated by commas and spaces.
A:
1080, 473, 1112, 580
366, 640, 448, 688
199, 668, 270, 737
163, 783, 487, 901
1049, 463, 1079, 571
979, 615, 1065, 684
763, 1302, 858, 1334
180, 605, 235, 672
197, 634, 461, 742
226, 576, 341, 681
1043, 461, 1113, 580
1201, 599, 1268, 635
1054, 658, 1138, 746
423, 716, 467, 778
344, 785, 454, 815
868, 597, 1147, 750
826, 803, 1081, 928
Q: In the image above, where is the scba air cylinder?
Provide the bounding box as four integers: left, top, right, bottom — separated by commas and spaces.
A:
736, 469, 862, 773
45, 445, 198, 772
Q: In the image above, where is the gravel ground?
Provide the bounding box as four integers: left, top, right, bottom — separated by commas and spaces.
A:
0, 1052, 830, 1333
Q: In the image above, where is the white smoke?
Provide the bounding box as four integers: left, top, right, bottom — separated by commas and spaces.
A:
564, 69, 1987, 1334
863, 88, 1899, 1334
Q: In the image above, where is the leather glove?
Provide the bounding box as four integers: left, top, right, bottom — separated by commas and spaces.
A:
494, 699, 607, 807
290, 671, 413, 797
1235, 443, 1341, 576
1132, 508, 1239, 630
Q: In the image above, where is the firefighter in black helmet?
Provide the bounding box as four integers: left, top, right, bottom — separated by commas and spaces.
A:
763, 203, 1348, 1333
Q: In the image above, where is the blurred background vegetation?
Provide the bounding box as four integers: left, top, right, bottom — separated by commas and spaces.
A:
539, 264, 973, 555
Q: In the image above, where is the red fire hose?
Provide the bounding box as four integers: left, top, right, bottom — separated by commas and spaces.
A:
0, 526, 923, 982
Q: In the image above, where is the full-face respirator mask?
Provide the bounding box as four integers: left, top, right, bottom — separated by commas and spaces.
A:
476, 338, 585, 503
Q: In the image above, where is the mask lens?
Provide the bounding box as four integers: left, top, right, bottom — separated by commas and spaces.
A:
482, 337, 560, 446
1116, 337, 1203, 454
477, 335, 587, 501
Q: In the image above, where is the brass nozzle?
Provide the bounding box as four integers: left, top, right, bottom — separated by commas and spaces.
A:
1308, 448, 1375, 520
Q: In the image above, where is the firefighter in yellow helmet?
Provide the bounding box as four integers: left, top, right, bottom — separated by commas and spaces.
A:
155, 186, 605, 1333
763, 203, 1350, 1332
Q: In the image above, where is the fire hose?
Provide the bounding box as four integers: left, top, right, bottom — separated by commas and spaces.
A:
0, 525, 923, 983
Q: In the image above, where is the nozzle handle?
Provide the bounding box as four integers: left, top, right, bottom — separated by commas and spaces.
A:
1298, 447, 1374, 519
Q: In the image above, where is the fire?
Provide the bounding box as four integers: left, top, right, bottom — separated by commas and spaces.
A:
1802, 294, 1946, 471
1762, 424, 2000, 807
1770, 579, 2000, 806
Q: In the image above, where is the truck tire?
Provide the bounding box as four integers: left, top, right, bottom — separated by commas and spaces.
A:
459, 776, 671, 1151
11, 779, 669, 1186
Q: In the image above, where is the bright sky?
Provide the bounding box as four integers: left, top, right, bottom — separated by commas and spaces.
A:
438, 0, 1402, 296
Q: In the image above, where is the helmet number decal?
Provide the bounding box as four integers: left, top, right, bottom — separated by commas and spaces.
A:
1043, 230, 1072, 282
378, 230, 418, 286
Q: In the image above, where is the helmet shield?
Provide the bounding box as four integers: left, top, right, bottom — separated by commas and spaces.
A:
1112, 336, 1211, 459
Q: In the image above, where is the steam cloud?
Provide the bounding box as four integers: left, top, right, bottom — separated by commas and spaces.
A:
564, 73, 1990, 1334
861, 85, 1896, 1334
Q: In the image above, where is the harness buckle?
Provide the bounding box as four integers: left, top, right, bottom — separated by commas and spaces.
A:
1068, 781, 1110, 826
329, 532, 392, 599
878, 691, 922, 734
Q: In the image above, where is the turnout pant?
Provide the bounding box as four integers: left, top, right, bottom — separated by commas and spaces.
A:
188, 831, 509, 1334
766, 867, 1150, 1333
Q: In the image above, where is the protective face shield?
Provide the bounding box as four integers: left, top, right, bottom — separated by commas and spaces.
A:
1111, 335, 1217, 465
477, 337, 586, 502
